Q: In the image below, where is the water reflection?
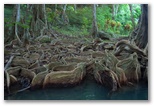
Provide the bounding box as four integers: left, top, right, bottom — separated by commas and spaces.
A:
5, 78, 148, 100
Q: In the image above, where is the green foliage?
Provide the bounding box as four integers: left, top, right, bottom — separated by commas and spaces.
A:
46, 7, 56, 23
53, 25, 89, 36
17, 22, 30, 29
49, 6, 92, 37
4, 4, 141, 39
68, 6, 92, 29
4, 4, 32, 29
132, 4, 141, 23
4, 5, 13, 18
115, 5, 130, 25
96, 5, 112, 30
49, 4, 141, 37
67, 5, 75, 11
95, 4, 141, 36
116, 4, 140, 35
4, 5, 14, 28
4, 18, 14, 27
47, 12, 55, 22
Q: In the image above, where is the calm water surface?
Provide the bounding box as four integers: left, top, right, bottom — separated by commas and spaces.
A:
5, 77, 148, 100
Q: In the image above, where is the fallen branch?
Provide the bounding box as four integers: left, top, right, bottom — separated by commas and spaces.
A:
4, 55, 15, 95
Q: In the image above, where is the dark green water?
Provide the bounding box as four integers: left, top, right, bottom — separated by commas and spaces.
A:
5, 77, 148, 100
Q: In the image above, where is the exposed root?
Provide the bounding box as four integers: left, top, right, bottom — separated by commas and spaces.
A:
114, 40, 146, 57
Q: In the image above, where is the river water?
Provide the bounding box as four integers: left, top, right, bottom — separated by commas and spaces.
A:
5, 77, 148, 100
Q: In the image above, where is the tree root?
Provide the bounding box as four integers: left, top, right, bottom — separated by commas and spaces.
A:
4, 55, 15, 71
114, 40, 146, 57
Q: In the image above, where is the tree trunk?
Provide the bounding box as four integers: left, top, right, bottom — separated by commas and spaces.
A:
74, 4, 77, 12
55, 4, 57, 11
15, 4, 22, 43
30, 4, 48, 37
112, 4, 115, 20
23, 4, 31, 46
130, 4, 148, 49
91, 4, 98, 38
129, 4, 136, 28
42, 4, 48, 28
61, 4, 69, 25
112, 4, 119, 20
115, 4, 119, 17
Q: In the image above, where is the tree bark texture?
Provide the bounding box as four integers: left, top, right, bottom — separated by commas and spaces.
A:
42, 4, 48, 28
61, 4, 69, 25
112, 4, 119, 20
30, 4, 48, 37
130, 4, 148, 49
15, 4, 22, 43
92, 4, 98, 38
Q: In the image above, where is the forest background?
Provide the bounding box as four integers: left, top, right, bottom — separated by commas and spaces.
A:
1, 0, 154, 105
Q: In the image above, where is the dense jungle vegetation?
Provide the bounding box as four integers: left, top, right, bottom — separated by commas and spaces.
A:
4, 4, 141, 41
4, 4, 148, 99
